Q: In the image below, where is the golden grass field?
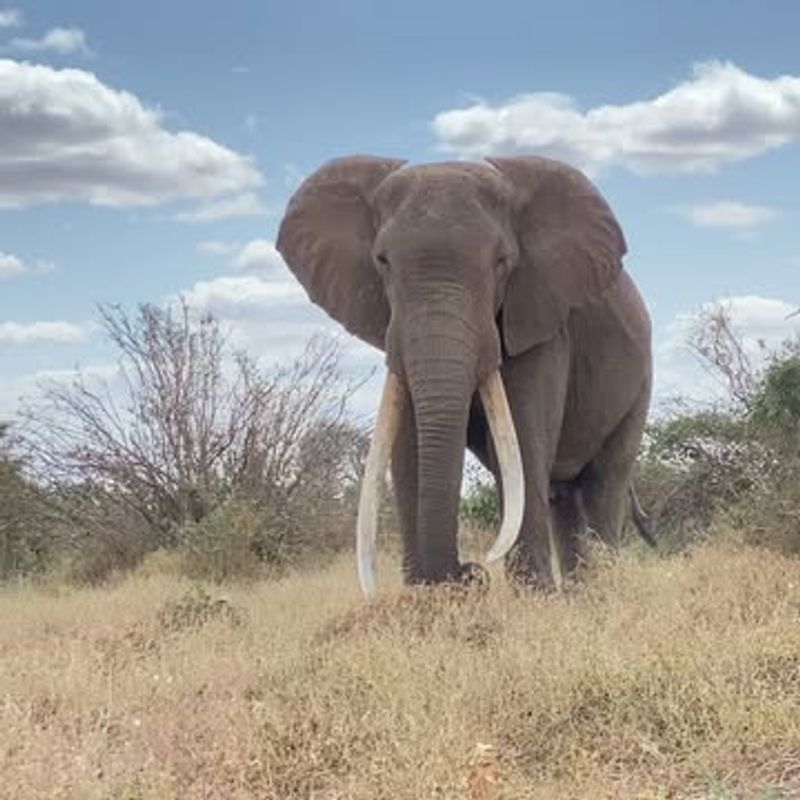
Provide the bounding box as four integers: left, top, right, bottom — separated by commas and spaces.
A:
2, 534, 800, 799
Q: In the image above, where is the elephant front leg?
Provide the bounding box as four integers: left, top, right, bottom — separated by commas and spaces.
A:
390, 385, 423, 584
505, 464, 566, 590
500, 334, 570, 589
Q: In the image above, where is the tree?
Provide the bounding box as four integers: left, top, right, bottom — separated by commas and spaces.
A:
687, 301, 759, 409
18, 303, 369, 579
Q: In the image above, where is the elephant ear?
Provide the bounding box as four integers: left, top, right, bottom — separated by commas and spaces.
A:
277, 155, 407, 349
487, 156, 626, 356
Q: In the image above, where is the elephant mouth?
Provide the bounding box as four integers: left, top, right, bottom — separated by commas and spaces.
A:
356, 369, 525, 598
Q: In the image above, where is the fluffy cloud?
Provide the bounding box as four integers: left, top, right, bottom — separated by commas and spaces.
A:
433, 61, 800, 173
180, 275, 305, 317
179, 274, 333, 359
655, 295, 800, 405
0, 251, 53, 278
8, 26, 90, 55
0, 59, 262, 208
188, 243, 318, 358
676, 201, 779, 230
174, 192, 268, 223
0, 251, 24, 277
197, 238, 286, 276
0, 8, 20, 28
0, 362, 118, 417
176, 272, 383, 387
0, 320, 89, 344
231, 239, 284, 273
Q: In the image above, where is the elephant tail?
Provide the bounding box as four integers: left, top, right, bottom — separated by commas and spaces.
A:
629, 485, 657, 548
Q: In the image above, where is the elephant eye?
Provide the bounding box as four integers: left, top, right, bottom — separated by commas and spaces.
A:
375, 252, 390, 269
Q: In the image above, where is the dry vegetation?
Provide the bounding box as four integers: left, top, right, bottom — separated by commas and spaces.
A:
4, 302, 800, 798
2, 535, 800, 799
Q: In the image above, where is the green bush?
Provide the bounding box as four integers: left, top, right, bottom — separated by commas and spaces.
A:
639, 340, 800, 554
0, 424, 50, 580
177, 496, 289, 583
749, 353, 800, 439
461, 481, 500, 529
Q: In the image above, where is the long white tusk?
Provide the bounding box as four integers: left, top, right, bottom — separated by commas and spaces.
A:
356, 371, 403, 598
479, 369, 525, 563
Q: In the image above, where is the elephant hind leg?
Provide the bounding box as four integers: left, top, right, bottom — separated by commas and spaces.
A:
549, 480, 587, 574
579, 382, 650, 546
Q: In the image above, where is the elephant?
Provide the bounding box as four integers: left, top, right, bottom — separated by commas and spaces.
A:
277, 154, 652, 596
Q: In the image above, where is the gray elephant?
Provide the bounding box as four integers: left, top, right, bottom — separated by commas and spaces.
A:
277, 155, 652, 595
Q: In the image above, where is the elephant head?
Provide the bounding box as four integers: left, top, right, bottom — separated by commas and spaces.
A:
277, 155, 625, 595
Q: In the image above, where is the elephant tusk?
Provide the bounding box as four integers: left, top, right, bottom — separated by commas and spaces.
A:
356, 371, 403, 598
479, 369, 525, 563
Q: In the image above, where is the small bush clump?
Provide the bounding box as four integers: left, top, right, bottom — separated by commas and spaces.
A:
156, 585, 244, 632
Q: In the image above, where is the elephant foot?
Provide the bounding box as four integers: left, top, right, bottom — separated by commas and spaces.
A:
508, 570, 558, 594
404, 562, 489, 592
505, 551, 559, 593
434, 562, 490, 601
458, 561, 490, 589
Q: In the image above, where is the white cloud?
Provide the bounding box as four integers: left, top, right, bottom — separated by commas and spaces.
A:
655, 295, 800, 405
9, 26, 90, 56
174, 191, 268, 223
0, 251, 23, 277
179, 273, 319, 340
176, 272, 384, 413
0, 320, 89, 344
433, 61, 800, 173
180, 275, 305, 316
0, 8, 20, 28
676, 201, 779, 230
0, 251, 54, 278
178, 274, 329, 360
0, 362, 118, 418
231, 239, 285, 273
196, 238, 287, 276
0, 59, 262, 208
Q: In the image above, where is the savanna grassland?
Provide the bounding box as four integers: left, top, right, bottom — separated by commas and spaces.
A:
3, 536, 800, 800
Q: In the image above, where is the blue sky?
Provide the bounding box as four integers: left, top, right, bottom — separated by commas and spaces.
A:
1, 0, 800, 418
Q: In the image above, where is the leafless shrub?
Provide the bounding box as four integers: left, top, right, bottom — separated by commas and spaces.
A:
17, 302, 368, 581
687, 301, 760, 409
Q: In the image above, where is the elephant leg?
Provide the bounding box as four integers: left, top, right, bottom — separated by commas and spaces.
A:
501, 332, 570, 589
579, 381, 651, 545
390, 384, 423, 583
549, 480, 587, 575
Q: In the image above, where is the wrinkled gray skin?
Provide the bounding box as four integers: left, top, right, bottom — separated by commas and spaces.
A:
277, 155, 652, 588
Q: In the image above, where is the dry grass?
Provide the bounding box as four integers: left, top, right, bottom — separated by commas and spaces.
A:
2, 534, 800, 799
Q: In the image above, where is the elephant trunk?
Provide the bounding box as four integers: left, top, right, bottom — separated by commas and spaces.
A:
406, 334, 475, 583
355, 303, 526, 595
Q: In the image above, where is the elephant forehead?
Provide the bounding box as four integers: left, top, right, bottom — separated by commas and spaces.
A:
375, 162, 509, 217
